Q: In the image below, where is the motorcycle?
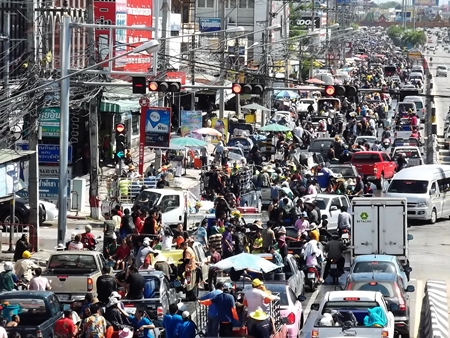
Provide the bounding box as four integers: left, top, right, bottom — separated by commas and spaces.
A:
381, 138, 392, 150
328, 258, 340, 285
304, 266, 319, 291
341, 227, 350, 246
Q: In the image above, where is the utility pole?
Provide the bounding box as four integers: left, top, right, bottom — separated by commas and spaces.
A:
190, 34, 195, 110
87, 0, 101, 219
325, 0, 329, 69
234, 38, 241, 115
283, 1, 289, 86
26, 0, 39, 250
309, 0, 315, 79
57, 14, 71, 245
218, 0, 226, 120
262, 0, 273, 126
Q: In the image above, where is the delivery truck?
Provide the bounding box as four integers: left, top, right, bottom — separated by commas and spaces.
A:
351, 197, 413, 269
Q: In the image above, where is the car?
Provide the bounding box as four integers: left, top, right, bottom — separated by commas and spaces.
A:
436, 65, 448, 77
353, 136, 378, 149
328, 163, 359, 180
391, 146, 424, 167
297, 99, 317, 113
302, 194, 351, 230
349, 255, 412, 289
0, 196, 58, 226
307, 138, 335, 161
268, 112, 296, 130
344, 272, 415, 338
240, 282, 306, 338
226, 146, 247, 165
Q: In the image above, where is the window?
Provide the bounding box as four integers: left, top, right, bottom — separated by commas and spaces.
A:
207, 0, 214, 7
159, 195, 180, 213
352, 153, 382, 162
48, 254, 97, 271
132, 114, 139, 135
350, 282, 395, 297
239, 0, 246, 7
247, 0, 254, 8
430, 182, 437, 194
341, 197, 349, 208
331, 198, 340, 208
387, 180, 429, 194
228, 0, 236, 8
197, 0, 206, 7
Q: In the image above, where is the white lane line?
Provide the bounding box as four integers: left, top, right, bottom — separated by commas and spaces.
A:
302, 288, 321, 321
413, 279, 424, 338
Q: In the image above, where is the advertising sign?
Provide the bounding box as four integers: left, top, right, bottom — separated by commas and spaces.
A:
115, 0, 127, 68
211, 117, 228, 144
39, 179, 71, 203
125, 0, 153, 72
180, 111, 203, 139
294, 16, 321, 29
39, 107, 60, 138
40, 166, 73, 178
228, 46, 245, 56
166, 71, 187, 85
415, 0, 436, 5
199, 18, 222, 32
395, 11, 412, 22
16, 143, 73, 164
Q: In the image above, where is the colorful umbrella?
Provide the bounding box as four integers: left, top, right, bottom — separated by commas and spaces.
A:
259, 124, 291, 132
275, 90, 299, 100
194, 127, 222, 137
213, 253, 281, 273
170, 137, 207, 148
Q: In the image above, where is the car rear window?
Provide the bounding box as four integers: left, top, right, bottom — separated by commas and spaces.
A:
310, 140, 333, 150
352, 153, 381, 162
404, 99, 423, 109
48, 254, 98, 272
348, 281, 395, 297
393, 148, 420, 158
329, 166, 356, 177
353, 261, 396, 274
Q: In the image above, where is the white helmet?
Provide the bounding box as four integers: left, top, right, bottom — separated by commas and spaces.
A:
4, 262, 13, 271
85, 225, 92, 232
177, 303, 187, 312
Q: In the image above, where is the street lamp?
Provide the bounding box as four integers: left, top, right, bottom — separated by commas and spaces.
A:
57, 14, 160, 245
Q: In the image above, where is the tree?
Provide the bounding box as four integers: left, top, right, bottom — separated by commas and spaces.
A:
379, 1, 401, 9
403, 30, 427, 47
387, 26, 404, 46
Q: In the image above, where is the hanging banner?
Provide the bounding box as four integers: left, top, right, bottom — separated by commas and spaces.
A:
139, 106, 172, 174
211, 117, 229, 144
180, 111, 203, 139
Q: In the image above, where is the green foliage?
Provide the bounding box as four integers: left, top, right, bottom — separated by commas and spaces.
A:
350, 23, 360, 31
379, 1, 401, 9
387, 26, 426, 48
289, 2, 312, 38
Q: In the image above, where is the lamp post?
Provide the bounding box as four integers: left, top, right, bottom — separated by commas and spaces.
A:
57, 14, 160, 245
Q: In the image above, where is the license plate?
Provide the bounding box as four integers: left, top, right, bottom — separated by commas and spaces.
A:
308, 273, 316, 279
57, 294, 70, 301
331, 264, 337, 269
125, 307, 136, 314
342, 233, 349, 239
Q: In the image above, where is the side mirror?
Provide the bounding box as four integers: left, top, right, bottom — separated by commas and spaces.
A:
406, 285, 415, 293
389, 303, 400, 312
404, 266, 413, 273
330, 206, 338, 211
311, 303, 320, 311
298, 295, 307, 302
407, 234, 414, 241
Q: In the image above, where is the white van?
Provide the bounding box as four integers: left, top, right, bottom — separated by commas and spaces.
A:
397, 101, 416, 115
409, 72, 424, 82
403, 96, 425, 121
436, 65, 448, 77
385, 165, 450, 224
411, 65, 424, 75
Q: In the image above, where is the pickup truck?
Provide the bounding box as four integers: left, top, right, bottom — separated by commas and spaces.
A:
0, 291, 63, 338
351, 151, 397, 189
117, 270, 181, 321
44, 251, 108, 303
311, 290, 397, 338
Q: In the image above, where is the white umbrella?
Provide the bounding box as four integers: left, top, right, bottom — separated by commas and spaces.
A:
194, 127, 222, 137
213, 253, 281, 273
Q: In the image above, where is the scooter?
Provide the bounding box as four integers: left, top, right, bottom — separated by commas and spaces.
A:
305, 266, 319, 292
341, 227, 350, 246
328, 258, 340, 285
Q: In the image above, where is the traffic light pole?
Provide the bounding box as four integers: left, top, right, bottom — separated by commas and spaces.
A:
218, 0, 226, 119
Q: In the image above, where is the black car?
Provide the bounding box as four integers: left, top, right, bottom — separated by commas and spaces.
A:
344, 272, 415, 338
0, 197, 45, 228
308, 138, 335, 161
328, 163, 359, 180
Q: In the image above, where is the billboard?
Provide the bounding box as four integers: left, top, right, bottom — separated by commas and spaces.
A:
180, 111, 203, 139
293, 16, 321, 29
414, 0, 437, 5
39, 107, 60, 138
199, 18, 222, 32
395, 11, 412, 22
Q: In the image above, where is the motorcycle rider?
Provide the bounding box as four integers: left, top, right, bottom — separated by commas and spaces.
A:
337, 206, 351, 236
0, 262, 17, 292
396, 153, 408, 171
323, 232, 346, 279
81, 225, 98, 250
14, 250, 39, 282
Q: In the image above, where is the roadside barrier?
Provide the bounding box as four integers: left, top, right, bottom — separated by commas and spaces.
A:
420, 280, 449, 338
0, 223, 37, 253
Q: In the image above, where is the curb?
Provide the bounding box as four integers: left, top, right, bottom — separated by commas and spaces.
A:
67, 215, 88, 220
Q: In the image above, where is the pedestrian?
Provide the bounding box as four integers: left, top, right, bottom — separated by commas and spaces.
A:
199, 282, 223, 337
175, 311, 197, 338
13, 234, 29, 262
199, 282, 238, 337
96, 266, 116, 304
55, 310, 78, 338
247, 307, 275, 338
83, 303, 107, 338
162, 303, 183, 338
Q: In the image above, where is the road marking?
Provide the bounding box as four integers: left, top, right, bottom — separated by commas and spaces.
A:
413, 279, 424, 338
302, 288, 320, 321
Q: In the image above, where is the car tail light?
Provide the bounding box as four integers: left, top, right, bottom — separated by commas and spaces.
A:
87, 278, 93, 292
342, 229, 348, 233
395, 283, 406, 311
124, 304, 134, 307
330, 258, 336, 263
157, 306, 164, 319
381, 330, 389, 337
312, 329, 319, 337
37, 330, 43, 338
286, 312, 295, 325
346, 282, 353, 289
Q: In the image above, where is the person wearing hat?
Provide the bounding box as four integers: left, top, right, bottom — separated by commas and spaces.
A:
248, 307, 275, 338
117, 306, 155, 337
135, 237, 155, 268
243, 278, 275, 331
13, 234, 29, 262
14, 250, 38, 282
199, 281, 238, 336
174, 311, 197, 338
81, 225, 98, 250
104, 297, 125, 331
127, 164, 139, 180
118, 327, 134, 338
303, 229, 324, 283
0, 262, 16, 292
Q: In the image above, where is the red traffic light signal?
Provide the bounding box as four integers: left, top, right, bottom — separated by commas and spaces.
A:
148, 81, 181, 92
115, 123, 126, 134
324, 85, 335, 96
231, 83, 264, 96
232, 83, 242, 94
132, 77, 147, 94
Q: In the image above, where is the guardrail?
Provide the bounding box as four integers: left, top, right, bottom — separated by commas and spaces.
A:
0, 223, 37, 253
419, 280, 450, 338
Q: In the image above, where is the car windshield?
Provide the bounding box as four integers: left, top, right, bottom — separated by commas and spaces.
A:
353, 261, 397, 274
393, 148, 420, 158
355, 137, 377, 144
48, 254, 98, 271
227, 148, 243, 156
348, 282, 395, 297
310, 140, 333, 150
404, 99, 423, 109
135, 191, 161, 208
329, 166, 356, 177
387, 179, 428, 194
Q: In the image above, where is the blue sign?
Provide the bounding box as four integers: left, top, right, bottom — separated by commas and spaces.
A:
228, 46, 245, 56
199, 18, 222, 33
39, 178, 71, 203
17, 143, 73, 164
144, 107, 171, 148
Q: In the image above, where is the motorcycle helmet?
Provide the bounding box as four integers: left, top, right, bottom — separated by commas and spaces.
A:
4, 262, 13, 271
331, 232, 340, 240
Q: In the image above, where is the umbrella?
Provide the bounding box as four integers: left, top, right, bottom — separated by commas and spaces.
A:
194, 127, 222, 137
170, 137, 207, 148
305, 78, 325, 85
259, 124, 291, 132
241, 103, 271, 111
358, 54, 368, 59
213, 253, 281, 273
275, 90, 299, 100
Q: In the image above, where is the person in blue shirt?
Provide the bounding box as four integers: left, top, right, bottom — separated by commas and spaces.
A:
175, 311, 197, 338
118, 306, 155, 338
162, 303, 183, 338
200, 283, 223, 337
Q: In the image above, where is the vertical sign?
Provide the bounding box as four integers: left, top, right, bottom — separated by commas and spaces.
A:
180, 111, 203, 139
139, 107, 172, 174
39, 107, 61, 138
115, 0, 127, 68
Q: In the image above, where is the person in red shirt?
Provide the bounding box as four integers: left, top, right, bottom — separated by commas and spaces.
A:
54, 310, 77, 338
115, 205, 123, 217
135, 211, 145, 234
112, 238, 131, 270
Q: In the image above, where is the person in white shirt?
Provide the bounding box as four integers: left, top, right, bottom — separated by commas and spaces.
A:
29, 267, 51, 291
294, 124, 304, 140
307, 181, 318, 195
14, 250, 38, 282
111, 209, 121, 235
0, 324, 6, 338
68, 234, 84, 251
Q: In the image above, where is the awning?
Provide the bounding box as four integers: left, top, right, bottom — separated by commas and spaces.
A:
100, 102, 121, 113
0, 149, 35, 166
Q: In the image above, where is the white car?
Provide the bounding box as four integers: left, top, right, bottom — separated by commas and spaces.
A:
226, 146, 247, 165
391, 146, 423, 167
302, 194, 351, 230
436, 65, 448, 77
297, 99, 317, 113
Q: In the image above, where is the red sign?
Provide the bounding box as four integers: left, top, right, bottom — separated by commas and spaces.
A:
165, 71, 187, 85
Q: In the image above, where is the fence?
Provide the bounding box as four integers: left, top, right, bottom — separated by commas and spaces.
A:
419, 280, 450, 338
0, 223, 37, 253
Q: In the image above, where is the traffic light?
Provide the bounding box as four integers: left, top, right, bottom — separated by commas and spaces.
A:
132, 76, 147, 94
324, 85, 357, 97
115, 123, 127, 159
148, 81, 181, 92
231, 83, 264, 96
